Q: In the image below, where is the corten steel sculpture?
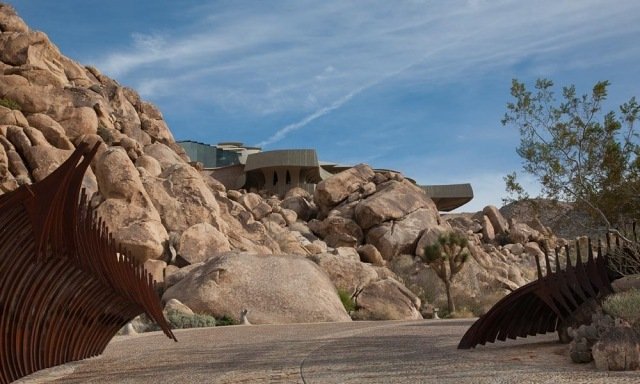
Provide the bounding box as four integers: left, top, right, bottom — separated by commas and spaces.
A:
458, 238, 617, 349
0, 143, 176, 383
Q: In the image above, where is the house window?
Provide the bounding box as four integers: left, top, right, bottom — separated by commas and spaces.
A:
286, 170, 291, 185
273, 171, 278, 186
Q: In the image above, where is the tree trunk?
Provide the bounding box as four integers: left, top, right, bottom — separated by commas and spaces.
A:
444, 278, 455, 314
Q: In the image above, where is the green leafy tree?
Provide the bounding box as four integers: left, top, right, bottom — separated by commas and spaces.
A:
502, 79, 640, 234
421, 231, 469, 314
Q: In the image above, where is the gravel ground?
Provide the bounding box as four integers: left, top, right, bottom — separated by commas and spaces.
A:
15, 319, 640, 383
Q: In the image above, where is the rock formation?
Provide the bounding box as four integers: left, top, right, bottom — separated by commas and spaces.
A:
0, 4, 564, 324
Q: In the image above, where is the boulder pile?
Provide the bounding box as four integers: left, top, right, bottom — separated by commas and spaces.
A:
0, 4, 555, 325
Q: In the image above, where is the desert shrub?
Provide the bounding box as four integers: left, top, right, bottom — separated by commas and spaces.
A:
338, 288, 356, 313
216, 315, 236, 326
0, 98, 20, 110
602, 289, 640, 323
165, 310, 217, 329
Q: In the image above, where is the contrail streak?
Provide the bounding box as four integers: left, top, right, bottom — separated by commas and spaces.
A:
255, 86, 366, 147
256, 61, 424, 148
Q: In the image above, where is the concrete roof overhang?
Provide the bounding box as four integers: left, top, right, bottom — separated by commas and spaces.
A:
421, 183, 474, 212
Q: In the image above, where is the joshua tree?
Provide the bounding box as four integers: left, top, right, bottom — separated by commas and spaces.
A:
421, 231, 470, 314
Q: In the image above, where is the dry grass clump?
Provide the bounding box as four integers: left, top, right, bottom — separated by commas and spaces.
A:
602, 289, 640, 323
0, 98, 20, 110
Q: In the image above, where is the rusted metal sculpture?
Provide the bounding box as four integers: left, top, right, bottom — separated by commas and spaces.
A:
458, 238, 616, 349
0, 143, 176, 383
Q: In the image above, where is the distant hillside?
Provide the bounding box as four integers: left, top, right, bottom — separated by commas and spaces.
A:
499, 199, 602, 240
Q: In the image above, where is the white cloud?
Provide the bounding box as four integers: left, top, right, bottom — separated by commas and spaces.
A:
90, 0, 640, 144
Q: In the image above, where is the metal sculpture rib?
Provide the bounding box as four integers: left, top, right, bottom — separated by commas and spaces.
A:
458, 239, 614, 349
0, 143, 176, 383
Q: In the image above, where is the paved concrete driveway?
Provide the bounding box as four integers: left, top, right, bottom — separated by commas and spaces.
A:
18, 319, 640, 383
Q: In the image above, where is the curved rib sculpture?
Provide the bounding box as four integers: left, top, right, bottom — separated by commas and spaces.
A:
458, 239, 614, 349
0, 143, 175, 383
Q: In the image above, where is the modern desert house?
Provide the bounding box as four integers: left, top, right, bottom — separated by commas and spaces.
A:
178, 140, 473, 211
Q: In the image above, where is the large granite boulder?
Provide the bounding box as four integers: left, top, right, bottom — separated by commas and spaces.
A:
281, 195, 315, 221
592, 326, 640, 371
357, 244, 385, 266
308, 216, 364, 248
177, 222, 231, 265
366, 208, 439, 260
163, 252, 352, 324
142, 163, 221, 234
144, 142, 187, 170
353, 278, 422, 320
312, 252, 379, 294
0, 106, 28, 127
95, 148, 168, 262
314, 164, 375, 210
215, 195, 280, 254
355, 180, 436, 229
0, 4, 29, 33
483, 205, 509, 235
25, 113, 74, 150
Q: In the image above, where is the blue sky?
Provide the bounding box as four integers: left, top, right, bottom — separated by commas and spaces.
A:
10, 0, 640, 212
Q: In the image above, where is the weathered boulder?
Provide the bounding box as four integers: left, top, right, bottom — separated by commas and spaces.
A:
0, 143, 17, 192
284, 186, 311, 200
308, 216, 363, 248
355, 180, 436, 229
267, 226, 309, 255
96, 147, 145, 200
280, 208, 298, 226
5, 125, 30, 155
139, 113, 174, 143
592, 326, 640, 371
333, 246, 361, 261
5, 148, 30, 184
163, 299, 194, 317
215, 195, 280, 254
135, 154, 162, 177
483, 205, 509, 235
612, 274, 640, 293
163, 252, 352, 324
142, 163, 221, 234
353, 278, 422, 320
366, 208, 440, 260
508, 221, 541, 244
314, 164, 375, 210
115, 220, 168, 262
0, 30, 65, 80
238, 193, 273, 220
164, 263, 203, 290
95, 148, 167, 262
0, 105, 28, 127
262, 212, 287, 228
357, 244, 385, 266
481, 215, 495, 242
24, 143, 73, 181
53, 106, 98, 140
312, 252, 379, 294
144, 142, 186, 170
177, 223, 231, 265
447, 215, 482, 234
281, 195, 315, 221
0, 4, 29, 33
